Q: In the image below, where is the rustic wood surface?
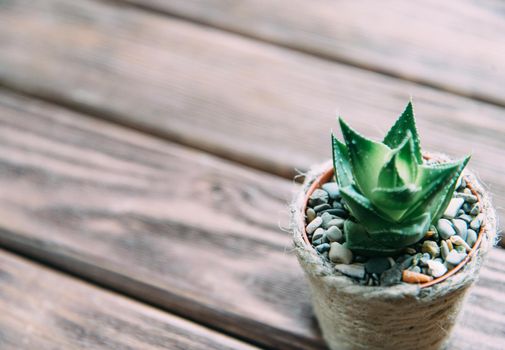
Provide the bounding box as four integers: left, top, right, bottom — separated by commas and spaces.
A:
0, 0, 503, 349
1, 0, 504, 231
0, 90, 503, 349
119, 0, 505, 106
0, 248, 259, 350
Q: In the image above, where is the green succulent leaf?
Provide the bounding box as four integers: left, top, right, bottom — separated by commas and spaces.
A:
377, 153, 405, 188
401, 156, 471, 221
331, 133, 353, 188
383, 101, 422, 164
340, 185, 430, 247
329, 101, 470, 255
343, 220, 402, 256
394, 132, 418, 183
371, 184, 420, 211
339, 117, 391, 199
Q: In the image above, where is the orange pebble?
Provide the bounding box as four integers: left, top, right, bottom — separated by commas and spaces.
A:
402, 270, 434, 284
424, 230, 435, 239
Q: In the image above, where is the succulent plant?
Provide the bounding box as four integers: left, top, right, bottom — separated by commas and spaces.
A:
332, 101, 470, 256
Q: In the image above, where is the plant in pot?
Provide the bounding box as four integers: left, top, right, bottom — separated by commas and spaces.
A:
292, 101, 497, 350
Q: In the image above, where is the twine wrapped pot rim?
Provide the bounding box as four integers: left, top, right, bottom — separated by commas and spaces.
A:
293, 153, 497, 297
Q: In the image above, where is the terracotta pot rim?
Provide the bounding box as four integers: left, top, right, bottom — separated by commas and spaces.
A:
300, 165, 485, 289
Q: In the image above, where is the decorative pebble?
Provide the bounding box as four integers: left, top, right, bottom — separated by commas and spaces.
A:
332, 201, 343, 210
437, 219, 456, 239
443, 198, 465, 219
320, 212, 333, 227
409, 266, 421, 273
440, 240, 450, 260
316, 243, 331, 253
323, 208, 348, 217
462, 202, 472, 213
420, 253, 431, 266
323, 218, 345, 230
321, 182, 340, 199
466, 229, 478, 248
380, 266, 403, 286
311, 228, 325, 242
329, 242, 353, 264
335, 264, 365, 279
309, 189, 328, 206
422, 240, 440, 258
306, 208, 316, 222
445, 250, 467, 265
314, 203, 331, 213
427, 260, 448, 278
456, 193, 477, 204
458, 214, 473, 224
455, 245, 466, 253
470, 203, 481, 216
306, 216, 322, 234
470, 216, 482, 231
445, 239, 454, 251
452, 219, 468, 241
326, 226, 343, 242
450, 235, 471, 252
365, 257, 392, 274
402, 270, 433, 283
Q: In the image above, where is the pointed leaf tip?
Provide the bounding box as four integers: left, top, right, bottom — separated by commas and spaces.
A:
383, 101, 422, 164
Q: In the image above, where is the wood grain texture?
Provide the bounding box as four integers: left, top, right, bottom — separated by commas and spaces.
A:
0, 90, 503, 349
120, 0, 505, 106
0, 0, 504, 234
0, 249, 259, 350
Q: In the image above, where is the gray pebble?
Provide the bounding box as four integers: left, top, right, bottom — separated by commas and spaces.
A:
427, 260, 448, 278
332, 201, 344, 210
320, 212, 333, 227
321, 182, 340, 199
462, 202, 472, 213
466, 229, 478, 248
444, 198, 465, 219
314, 203, 331, 213
460, 193, 478, 204
306, 208, 316, 223
323, 218, 345, 229
316, 243, 331, 254
309, 189, 329, 206
437, 219, 456, 239
380, 266, 403, 286
420, 253, 431, 266
470, 203, 481, 216
441, 240, 450, 260
325, 226, 343, 242
458, 214, 473, 223
306, 216, 323, 234
335, 264, 365, 279
329, 242, 353, 264
455, 245, 466, 253
452, 219, 468, 241
311, 228, 325, 242
470, 217, 482, 231
445, 250, 467, 265
365, 257, 392, 274
312, 238, 323, 246
409, 266, 421, 273
450, 235, 471, 252
322, 208, 348, 217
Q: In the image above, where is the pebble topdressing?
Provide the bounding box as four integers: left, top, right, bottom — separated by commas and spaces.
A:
305, 175, 482, 286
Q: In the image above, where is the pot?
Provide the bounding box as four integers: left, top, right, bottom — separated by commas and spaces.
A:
292, 156, 496, 350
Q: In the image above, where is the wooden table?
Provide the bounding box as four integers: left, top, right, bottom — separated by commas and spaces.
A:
0, 1, 504, 349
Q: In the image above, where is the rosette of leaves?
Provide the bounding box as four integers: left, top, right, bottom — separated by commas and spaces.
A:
332, 101, 470, 256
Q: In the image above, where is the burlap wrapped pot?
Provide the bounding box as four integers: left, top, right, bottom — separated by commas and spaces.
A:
291, 155, 497, 350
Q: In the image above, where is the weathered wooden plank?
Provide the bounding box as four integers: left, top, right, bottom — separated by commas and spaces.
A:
0, 0, 504, 232
0, 90, 320, 350
0, 249, 259, 350
0, 90, 503, 349
120, 0, 505, 106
